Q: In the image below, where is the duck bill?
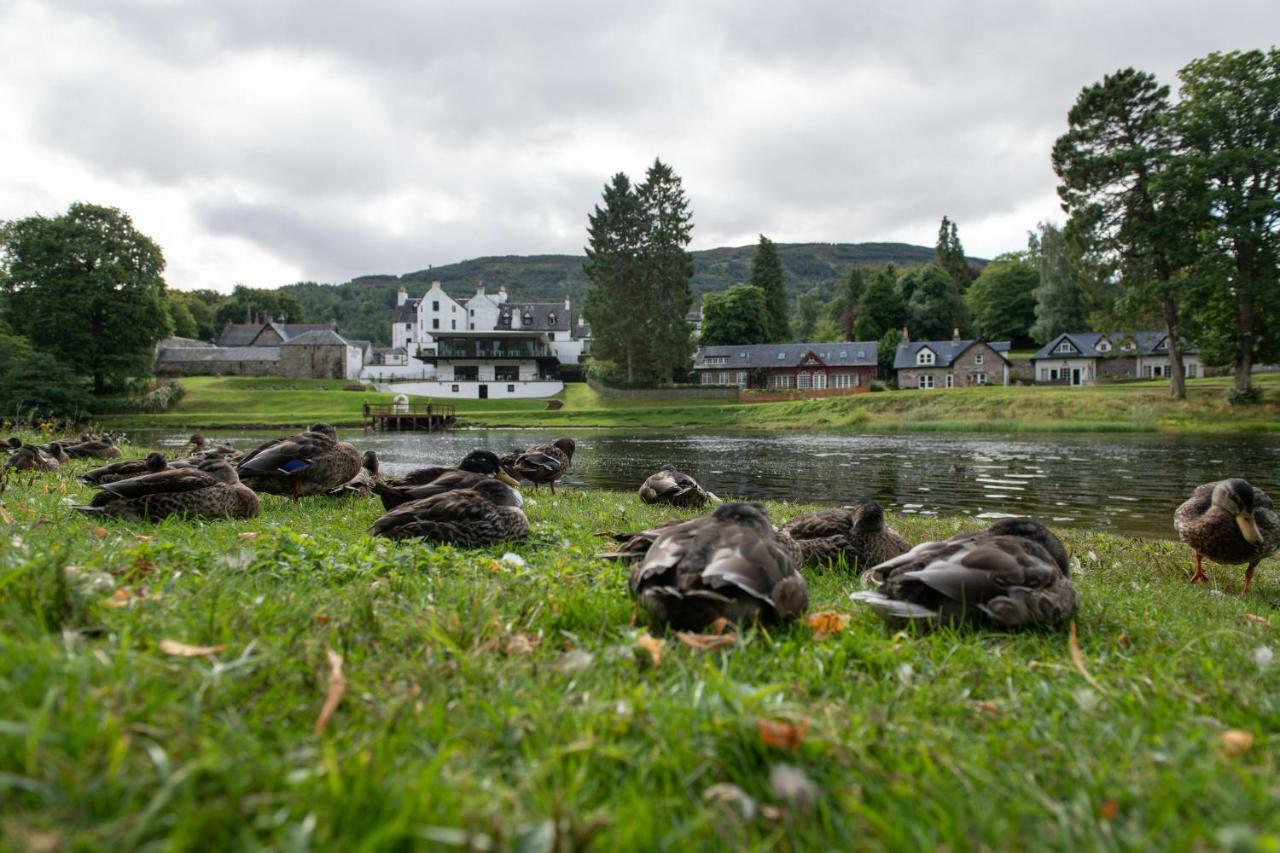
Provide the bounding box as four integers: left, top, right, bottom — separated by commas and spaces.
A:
496, 469, 520, 488
1236, 513, 1263, 545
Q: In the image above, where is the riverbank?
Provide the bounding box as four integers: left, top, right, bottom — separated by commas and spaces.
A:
1, 456, 1274, 848
101, 374, 1280, 433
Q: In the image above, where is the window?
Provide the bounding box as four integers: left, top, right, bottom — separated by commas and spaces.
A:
916, 348, 935, 366
507, 385, 515, 393
451, 320, 457, 330
918, 375, 935, 389
974, 353, 984, 365
495, 366, 518, 381
1056, 340, 1075, 353
770, 373, 795, 389
974, 373, 987, 385
705, 356, 728, 365
833, 373, 858, 388
432, 319, 440, 330
455, 365, 479, 381
1185, 363, 1198, 378
1122, 341, 1136, 351
736, 371, 748, 387
451, 384, 459, 392
1097, 339, 1111, 353
470, 309, 475, 317
547, 312, 557, 325
839, 350, 848, 358
523, 312, 533, 325
797, 372, 812, 389
814, 372, 827, 389
777, 352, 787, 360
432, 301, 440, 311
945, 374, 954, 388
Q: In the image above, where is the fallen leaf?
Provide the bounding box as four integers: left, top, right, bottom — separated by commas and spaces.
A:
757, 718, 809, 751
134, 534, 155, 543
1244, 614, 1271, 627
709, 617, 731, 635
238, 532, 259, 542
770, 763, 819, 814
553, 649, 595, 674
760, 804, 783, 821
0, 505, 12, 525
1219, 729, 1254, 757
635, 633, 665, 667
1115, 633, 1130, 647
159, 639, 225, 657
92, 526, 108, 538
674, 631, 736, 651
969, 701, 1002, 718
703, 783, 757, 820
504, 634, 539, 655
1098, 799, 1118, 821
805, 611, 851, 640
313, 614, 330, 624
102, 587, 157, 608
314, 647, 347, 735
1068, 621, 1106, 693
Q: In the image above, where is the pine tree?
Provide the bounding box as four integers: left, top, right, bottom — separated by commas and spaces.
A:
1029, 223, 1087, 344
750, 235, 789, 341
935, 216, 972, 290
583, 173, 648, 382
636, 159, 695, 383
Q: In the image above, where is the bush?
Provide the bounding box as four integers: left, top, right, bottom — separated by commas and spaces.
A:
0, 350, 91, 422
1227, 385, 1263, 406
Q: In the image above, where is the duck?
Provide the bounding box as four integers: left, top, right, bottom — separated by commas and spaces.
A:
1174, 478, 1280, 594
236, 423, 361, 499
638, 464, 716, 508
628, 502, 809, 632
72, 458, 259, 522
5, 444, 59, 472
328, 450, 381, 498
64, 435, 122, 460
780, 501, 910, 569
507, 437, 575, 493
370, 477, 527, 547
384, 450, 520, 490
42, 442, 70, 465
851, 517, 1078, 629
80, 452, 168, 486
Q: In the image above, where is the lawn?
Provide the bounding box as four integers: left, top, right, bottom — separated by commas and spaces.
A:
1, 448, 1276, 849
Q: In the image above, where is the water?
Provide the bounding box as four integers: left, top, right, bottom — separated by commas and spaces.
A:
131, 428, 1280, 540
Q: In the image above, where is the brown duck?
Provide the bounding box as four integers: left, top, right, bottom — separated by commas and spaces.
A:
780, 501, 909, 569
80, 452, 168, 486
6, 444, 60, 472
74, 458, 259, 522
628, 502, 809, 632
1174, 478, 1279, 594
507, 438, 575, 493
851, 518, 1078, 629
236, 423, 361, 498
370, 478, 528, 547
65, 436, 122, 460
638, 464, 716, 508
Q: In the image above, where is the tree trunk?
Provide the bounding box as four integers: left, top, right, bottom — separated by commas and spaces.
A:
94, 372, 105, 395
1234, 253, 1255, 393
1161, 297, 1186, 400
626, 347, 634, 384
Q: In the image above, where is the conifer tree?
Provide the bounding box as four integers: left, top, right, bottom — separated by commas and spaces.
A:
749, 234, 789, 341
636, 159, 695, 383
935, 216, 972, 290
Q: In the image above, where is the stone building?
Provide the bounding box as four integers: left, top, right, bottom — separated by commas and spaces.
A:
894, 332, 1011, 389
155, 322, 367, 379
693, 342, 879, 390
1031, 331, 1203, 385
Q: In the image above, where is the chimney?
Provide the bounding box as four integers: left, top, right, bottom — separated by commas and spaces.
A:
396, 285, 407, 307
953, 328, 961, 342
476, 283, 484, 296
498, 283, 508, 304
901, 325, 909, 344
564, 295, 571, 311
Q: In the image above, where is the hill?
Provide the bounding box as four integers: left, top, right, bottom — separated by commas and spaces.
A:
283, 242, 981, 346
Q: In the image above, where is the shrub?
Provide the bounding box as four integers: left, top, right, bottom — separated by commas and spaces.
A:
1227, 386, 1263, 406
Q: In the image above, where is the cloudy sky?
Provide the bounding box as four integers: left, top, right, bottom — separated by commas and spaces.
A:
1, 2, 1273, 291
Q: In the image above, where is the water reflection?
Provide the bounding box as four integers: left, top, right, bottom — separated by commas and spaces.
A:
132, 428, 1280, 540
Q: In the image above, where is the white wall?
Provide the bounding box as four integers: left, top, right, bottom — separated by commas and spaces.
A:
466, 290, 501, 331
359, 360, 437, 382
1137, 354, 1203, 378
376, 379, 564, 399
344, 346, 365, 380
552, 338, 584, 365
1033, 358, 1096, 384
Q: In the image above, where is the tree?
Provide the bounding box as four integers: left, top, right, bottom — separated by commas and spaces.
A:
936, 216, 972, 290
1, 203, 169, 395
1172, 49, 1280, 392
828, 267, 866, 340
213, 285, 305, 329
0, 348, 90, 421
899, 263, 970, 341
877, 328, 902, 381
1029, 222, 1089, 343
967, 252, 1039, 345
1053, 68, 1196, 399
852, 264, 905, 342
636, 159, 696, 383
792, 288, 826, 341
700, 284, 771, 346
165, 291, 200, 339
583, 172, 648, 382
750, 235, 789, 341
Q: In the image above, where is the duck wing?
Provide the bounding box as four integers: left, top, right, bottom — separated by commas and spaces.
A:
238, 432, 332, 477
96, 467, 219, 502
781, 507, 854, 540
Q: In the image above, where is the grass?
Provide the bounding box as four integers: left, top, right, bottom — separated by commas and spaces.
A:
99, 373, 1280, 435
1, 447, 1278, 849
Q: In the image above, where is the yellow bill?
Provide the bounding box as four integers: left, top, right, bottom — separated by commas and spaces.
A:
1237, 513, 1263, 545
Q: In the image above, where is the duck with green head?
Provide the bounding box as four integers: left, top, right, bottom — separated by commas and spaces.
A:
1175, 478, 1279, 594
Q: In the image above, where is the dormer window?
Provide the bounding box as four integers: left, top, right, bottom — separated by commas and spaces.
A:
917, 348, 936, 366
1055, 340, 1076, 354
1096, 339, 1111, 353
522, 312, 533, 325
547, 312, 556, 325
1122, 341, 1136, 351
839, 350, 848, 358
777, 352, 786, 360
856, 350, 865, 358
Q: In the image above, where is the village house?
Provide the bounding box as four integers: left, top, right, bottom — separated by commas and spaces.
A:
156, 321, 368, 380
383, 330, 564, 399
692, 342, 879, 390
894, 331, 1011, 389
1031, 331, 1203, 386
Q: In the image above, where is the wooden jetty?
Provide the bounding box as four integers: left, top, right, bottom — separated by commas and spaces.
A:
363, 401, 456, 432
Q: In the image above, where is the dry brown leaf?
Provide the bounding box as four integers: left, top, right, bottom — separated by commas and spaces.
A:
805, 611, 851, 640
1115, 633, 1130, 647
159, 639, 225, 657
313, 614, 330, 624
92, 526, 108, 538
314, 647, 347, 734
1068, 621, 1105, 693
0, 505, 13, 525
757, 718, 809, 751
1219, 729, 1254, 757
102, 587, 157, 608
238, 532, 259, 542
1098, 799, 1118, 821
709, 617, 732, 635
635, 633, 665, 667
674, 631, 737, 651
504, 634, 539, 655
134, 534, 155, 544
1244, 614, 1271, 627
969, 701, 1002, 718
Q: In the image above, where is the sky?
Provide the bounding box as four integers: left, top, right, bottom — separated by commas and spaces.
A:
0, 2, 1274, 292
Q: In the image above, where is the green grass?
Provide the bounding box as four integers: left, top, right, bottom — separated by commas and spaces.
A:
1, 450, 1277, 849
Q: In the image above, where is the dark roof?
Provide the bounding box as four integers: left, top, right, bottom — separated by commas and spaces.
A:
392, 299, 419, 323
496, 302, 572, 333
216, 322, 338, 347
893, 340, 1011, 370
373, 347, 407, 356
693, 342, 878, 370
281, 329, 349, 346
156, 336, 213, 349
157, 346, 280, 363
1031, 331, 1196, 361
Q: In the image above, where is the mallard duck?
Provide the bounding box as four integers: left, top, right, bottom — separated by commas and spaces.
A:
5, 437, 21, 450
385, 450, 521, 490
6, 445, 59, 471
851, 518, 1078, 629
638, 464, 715, 507
370, 478, 527, 547
42, 442, 70, 465
73, 458, 259, 521
628, 502, 809, 631
80, 452, 168, 486
64, 436, 122, 460
186, 433, 241, 462
328, 450, 381, 498
780, 501, 909, 569
236, 423, 361, 498
1174, 478, 1280, 594
508, 438, 575, 493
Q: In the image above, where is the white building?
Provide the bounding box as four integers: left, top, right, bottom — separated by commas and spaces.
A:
381, 331, 564, 399
391, 280, 468, 355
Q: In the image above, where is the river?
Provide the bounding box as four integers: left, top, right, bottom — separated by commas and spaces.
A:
131, 428, 1279, 540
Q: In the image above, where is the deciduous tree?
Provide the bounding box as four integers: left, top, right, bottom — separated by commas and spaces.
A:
899, 264, 970, 341
852, 264, 905, 342
967, 253, 1039, 345
700, 284, 771, 346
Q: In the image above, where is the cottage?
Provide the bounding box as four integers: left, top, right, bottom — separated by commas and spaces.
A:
156, 321, 367, 379
893, 332, 1010, 389
1031, 331, 1202, 385
692, 342, 878, 390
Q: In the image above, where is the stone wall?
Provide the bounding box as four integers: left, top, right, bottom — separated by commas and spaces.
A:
156, 359, 279, 377
588, 377, 741, 401
279, 344, 348, 380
